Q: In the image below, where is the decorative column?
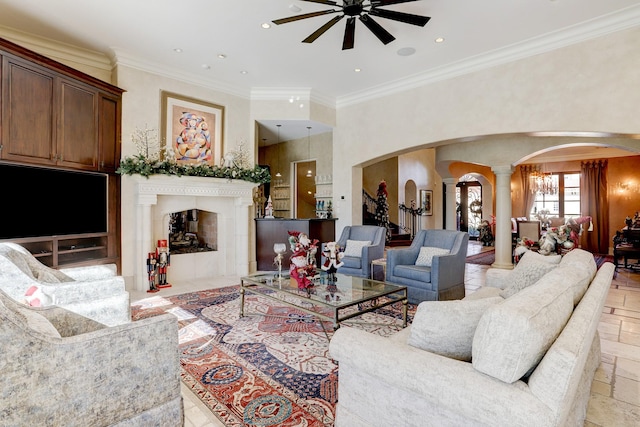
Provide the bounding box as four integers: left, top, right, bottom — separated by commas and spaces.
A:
234, 196, 254, 277
491, 165, 515, 269
136, 194, 158, 291
443, 178, 458, 231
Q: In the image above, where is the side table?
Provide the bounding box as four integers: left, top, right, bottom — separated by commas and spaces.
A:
371, 258, 387, 279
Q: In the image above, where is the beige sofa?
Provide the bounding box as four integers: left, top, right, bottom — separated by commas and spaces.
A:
329, 249, 613, 426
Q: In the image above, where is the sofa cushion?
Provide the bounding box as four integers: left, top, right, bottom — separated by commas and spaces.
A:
472, 276, 574, 383
393, 265, 431, 283
415, 246, 450, 267
343, 240, 371, 258
558, 248, 597, 304
408, 297, 503, 361
499, 251, 560, 298
463, 286, 503, 301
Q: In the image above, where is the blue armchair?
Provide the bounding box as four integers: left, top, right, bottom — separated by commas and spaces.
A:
386, 229, 469, 303
328, 225, 386, 280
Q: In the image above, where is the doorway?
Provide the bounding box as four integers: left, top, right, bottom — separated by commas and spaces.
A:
456, 180, 482, 238
295, 160, 316, 218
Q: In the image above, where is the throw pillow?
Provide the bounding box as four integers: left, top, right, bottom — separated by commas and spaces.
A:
12, 303, 61, 338
499, 252, 559, 298
415, 246, 450, 267
24, 285, 54, 307
343, 240, 371, 258
408, 297, 504, 361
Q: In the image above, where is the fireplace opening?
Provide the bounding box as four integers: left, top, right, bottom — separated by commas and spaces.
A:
168, 209, 218, 254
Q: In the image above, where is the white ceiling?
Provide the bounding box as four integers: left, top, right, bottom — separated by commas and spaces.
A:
1, 0, 639, 147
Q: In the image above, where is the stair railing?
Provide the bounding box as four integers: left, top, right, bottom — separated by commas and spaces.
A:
398, 203, 423, 239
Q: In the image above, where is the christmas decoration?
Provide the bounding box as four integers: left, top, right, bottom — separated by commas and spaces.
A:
375, 180, 392, 243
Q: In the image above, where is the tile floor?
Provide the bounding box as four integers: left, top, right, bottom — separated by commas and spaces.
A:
129, 241, 640, 427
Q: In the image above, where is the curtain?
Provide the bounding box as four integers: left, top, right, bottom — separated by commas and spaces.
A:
519, 165, 537, 218
580, 160, 609, 254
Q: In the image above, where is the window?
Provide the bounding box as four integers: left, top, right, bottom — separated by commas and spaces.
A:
531, 172, 580, 219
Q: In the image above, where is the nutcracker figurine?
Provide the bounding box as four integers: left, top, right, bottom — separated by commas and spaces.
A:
146, 252, 159, 293
156, 239, 171, 288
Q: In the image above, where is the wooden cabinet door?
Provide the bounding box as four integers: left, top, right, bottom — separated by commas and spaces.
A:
58, 79, 98, 170
98, 93, 121, 172
1, 56, 56, 165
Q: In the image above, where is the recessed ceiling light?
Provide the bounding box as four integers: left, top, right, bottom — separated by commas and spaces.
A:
201, 64, 211, 70
397, 47, 416, 56
240, 70, 248, 75
217, 54, 226, 59
435, 37, 445, 43
261, 22, 271, 29
173, 48, 183, 53
354, 68, 361, 73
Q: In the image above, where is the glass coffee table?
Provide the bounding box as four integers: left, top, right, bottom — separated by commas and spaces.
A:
240, 271, 408, 334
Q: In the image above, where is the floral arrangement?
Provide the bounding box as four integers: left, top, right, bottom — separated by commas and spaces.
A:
116, 126, 271, 184
535, 209, 551, 229
287, 231, 319, 290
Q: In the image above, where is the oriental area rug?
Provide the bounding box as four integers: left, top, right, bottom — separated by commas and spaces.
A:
131, 285, 415, 426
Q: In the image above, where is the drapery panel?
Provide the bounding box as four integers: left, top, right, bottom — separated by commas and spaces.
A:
581, 160, 609, 254
518, 164, 537, 218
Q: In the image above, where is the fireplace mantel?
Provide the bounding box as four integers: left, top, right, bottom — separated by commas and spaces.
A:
132, 175, 258, 291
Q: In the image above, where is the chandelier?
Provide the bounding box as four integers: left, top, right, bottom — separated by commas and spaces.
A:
530, 169, 558, 195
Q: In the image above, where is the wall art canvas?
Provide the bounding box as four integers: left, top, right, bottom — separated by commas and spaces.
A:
161, 91, 224, 166
421, 189, 433, 216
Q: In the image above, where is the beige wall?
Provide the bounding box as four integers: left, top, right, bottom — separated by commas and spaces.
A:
332, 26, 640, 236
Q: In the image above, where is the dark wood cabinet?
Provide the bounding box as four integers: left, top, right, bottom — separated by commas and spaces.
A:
255, 218, 337, 271
1, 55, 57, 165
0, 37, 124, 270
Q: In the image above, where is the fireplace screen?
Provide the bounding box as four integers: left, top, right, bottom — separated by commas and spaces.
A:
168, 209, 217, 254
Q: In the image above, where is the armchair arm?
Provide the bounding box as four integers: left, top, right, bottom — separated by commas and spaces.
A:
36, 304, 107, 336
40, 276, 126, 305
329, 327, 551, 426
431, 252, 466, 291
386, 247, 419, 269
60, 263, 117, 281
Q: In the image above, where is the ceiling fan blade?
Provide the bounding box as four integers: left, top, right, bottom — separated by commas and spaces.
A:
342, 17, 356, 50
371, 0, 419, 6
303, 15, 344, 43
272, 9, 339, 25
369, 8, 430, 26
301, 0, 339, 5
359, 14, 395, 45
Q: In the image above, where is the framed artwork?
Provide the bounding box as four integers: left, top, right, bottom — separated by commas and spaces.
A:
420, 190, 433, 216
161, 91, 224, 166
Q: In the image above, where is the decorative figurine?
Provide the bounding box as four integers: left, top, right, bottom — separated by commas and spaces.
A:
321, 241, 344, 283
265, 195, 274, 218
156, 239, 171, 288
146, 252, 159, 293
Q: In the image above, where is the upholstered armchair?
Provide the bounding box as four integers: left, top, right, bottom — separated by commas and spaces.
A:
0, 242, 130, 326
330, 225, 386, 280
386, 229, 469, 303
0, 289, 183, 426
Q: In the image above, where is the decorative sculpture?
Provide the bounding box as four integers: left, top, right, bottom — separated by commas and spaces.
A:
321, 241, 344, 282
287, 231, 318, 291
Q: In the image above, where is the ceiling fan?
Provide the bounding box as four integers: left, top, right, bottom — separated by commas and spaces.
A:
272, 0, 431, 50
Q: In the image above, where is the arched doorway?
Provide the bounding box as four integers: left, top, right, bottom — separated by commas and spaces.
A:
457, 175, 482, 238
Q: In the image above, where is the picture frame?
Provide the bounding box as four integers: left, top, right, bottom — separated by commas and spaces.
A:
161, 91, 224, 166
420, 190, 433, 216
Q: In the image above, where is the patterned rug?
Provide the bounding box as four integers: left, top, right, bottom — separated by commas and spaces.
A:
466, 249, 496, 265
131, 285, 415, 426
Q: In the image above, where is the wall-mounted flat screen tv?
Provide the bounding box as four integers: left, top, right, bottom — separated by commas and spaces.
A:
0, 164, 108, 239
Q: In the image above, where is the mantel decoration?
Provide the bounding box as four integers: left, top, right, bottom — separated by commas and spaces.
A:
117, 125, 270, 184
287, 230, 319, 291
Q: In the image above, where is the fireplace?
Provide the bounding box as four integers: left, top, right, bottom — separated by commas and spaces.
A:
132, 175, 257, 291
169, 209, 218, 254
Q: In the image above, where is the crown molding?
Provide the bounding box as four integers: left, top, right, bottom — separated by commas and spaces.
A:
336, 4, 640, 108
0, 25, 113, 72
112, 49, 251, 99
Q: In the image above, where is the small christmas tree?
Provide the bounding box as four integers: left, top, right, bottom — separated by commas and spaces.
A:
375, 180, 392, 243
